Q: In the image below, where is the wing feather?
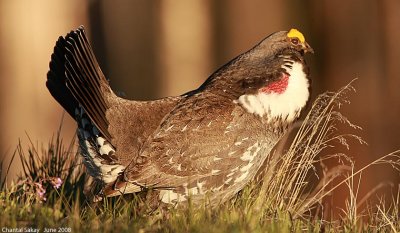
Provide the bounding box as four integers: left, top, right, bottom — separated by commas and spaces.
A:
124, 92, 255, 189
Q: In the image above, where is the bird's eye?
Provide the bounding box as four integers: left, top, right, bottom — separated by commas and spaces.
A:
290, 38, 299, 45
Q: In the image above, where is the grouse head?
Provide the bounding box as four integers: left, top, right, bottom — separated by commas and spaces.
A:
201, 28, 313, 124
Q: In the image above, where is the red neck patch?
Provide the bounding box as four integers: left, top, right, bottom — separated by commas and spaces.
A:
259, 74, 289, 94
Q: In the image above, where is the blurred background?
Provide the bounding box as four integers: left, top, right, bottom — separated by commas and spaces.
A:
0, 0, 399, 217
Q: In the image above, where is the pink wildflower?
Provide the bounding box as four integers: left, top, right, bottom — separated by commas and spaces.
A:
50, 177, 63, 189
35, 182, 46, 201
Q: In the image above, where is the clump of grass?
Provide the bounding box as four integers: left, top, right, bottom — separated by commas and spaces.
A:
1, 82, 399, 232
239, 81, 400, 231
0, 120, 90, 229
249, 81, 366, 216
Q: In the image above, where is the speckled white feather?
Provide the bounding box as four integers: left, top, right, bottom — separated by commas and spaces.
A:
240, 142, 260, 162
77, 108, 125, 184
82, 140, 125, 183
159, 190, 187, 204
234, 170, 249, 183
99, 143, 114, 156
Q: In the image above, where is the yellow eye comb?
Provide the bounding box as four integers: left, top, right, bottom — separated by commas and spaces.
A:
287, 28, 305, 43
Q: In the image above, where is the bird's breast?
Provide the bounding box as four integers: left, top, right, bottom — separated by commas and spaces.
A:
235, 61, 310, 123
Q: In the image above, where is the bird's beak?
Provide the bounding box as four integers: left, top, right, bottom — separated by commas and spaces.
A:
302, 41, 314, 54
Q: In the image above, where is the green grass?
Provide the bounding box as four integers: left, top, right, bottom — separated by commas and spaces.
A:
1, 82, 399, 232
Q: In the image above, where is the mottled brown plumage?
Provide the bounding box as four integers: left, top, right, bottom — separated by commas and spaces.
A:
46, 26, 313, 205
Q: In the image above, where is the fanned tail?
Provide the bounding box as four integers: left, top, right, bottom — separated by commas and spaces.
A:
46, 26, 112, 142
46, 26, 132, 195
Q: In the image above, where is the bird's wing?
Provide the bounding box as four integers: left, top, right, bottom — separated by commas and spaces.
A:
124, 92, 260, 190
106, 96, 181, 166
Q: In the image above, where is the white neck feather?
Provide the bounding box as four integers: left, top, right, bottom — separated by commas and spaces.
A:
236, 62, 309, 123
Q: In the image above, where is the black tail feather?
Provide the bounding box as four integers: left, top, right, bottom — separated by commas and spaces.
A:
46, 36, 78, 118
46, 26, 112, 142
